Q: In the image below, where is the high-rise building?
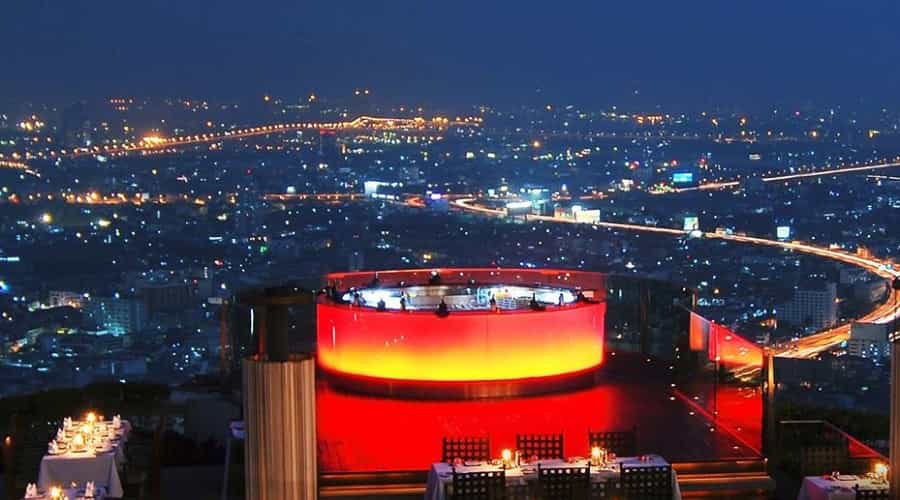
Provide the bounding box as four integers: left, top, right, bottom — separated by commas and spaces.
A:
60, 101, 92, 147
778, 282, 838, 331
86, 296, 147, 335
137, 282, 193, 313
848, 322, 889, 359
48, 290, 85, 309
318, 130, 339, 160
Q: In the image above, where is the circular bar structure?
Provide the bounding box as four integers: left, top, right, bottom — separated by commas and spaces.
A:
316, 268, 607, 398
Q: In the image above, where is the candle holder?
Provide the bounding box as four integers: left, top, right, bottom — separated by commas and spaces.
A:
874, 462, 888, 482
72, 433, 85, 451
590, 446, 604, 466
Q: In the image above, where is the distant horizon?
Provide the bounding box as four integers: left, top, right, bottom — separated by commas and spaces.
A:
3, 1, 899, 110
1, 93, 897, 118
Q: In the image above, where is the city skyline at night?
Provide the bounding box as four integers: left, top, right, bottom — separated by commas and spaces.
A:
2, 2, 900, 499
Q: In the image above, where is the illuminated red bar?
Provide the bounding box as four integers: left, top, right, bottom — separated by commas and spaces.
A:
316, 269, 606, 383
317, 302, 605, 382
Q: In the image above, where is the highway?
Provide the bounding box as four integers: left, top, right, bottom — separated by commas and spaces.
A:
668, 159, 900, 193
449, 197, 900, 359
0, 115, 482, 163
0, 159, 41, 178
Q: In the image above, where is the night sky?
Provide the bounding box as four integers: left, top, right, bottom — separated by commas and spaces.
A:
3, 0, 899, 109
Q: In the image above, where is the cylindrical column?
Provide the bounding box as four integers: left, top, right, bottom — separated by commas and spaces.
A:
763, 348, 777, 472
243, 354, 317, 500
3, 434, 15, 500
891, 339, 900, 497
266, 305, 290, 362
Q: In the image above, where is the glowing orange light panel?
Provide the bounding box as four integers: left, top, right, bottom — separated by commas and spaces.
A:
317, 302, 605, 382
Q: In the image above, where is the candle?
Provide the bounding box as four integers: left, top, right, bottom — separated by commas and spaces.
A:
501, 448, 512, 468
50, 486, 61, 499
86, 412, 96, 424
875, 462, 888, 481
73, 433, 84, 449
591, 446, 602, 465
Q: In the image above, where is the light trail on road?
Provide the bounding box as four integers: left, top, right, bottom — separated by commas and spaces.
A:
0, 159, 41, 178
0, 115, 482, 163
669, 160, 900, 194
450, 198, 899, 358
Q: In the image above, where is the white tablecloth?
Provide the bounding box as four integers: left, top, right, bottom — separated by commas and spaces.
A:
20, 485, 106, 500
797, 476, 888, 500
425, 455, 681, 500
38, 421, 132, 498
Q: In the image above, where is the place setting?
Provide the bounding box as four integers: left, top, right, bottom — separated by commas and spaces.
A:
427, 433, 681, 500
797, 463, 890, 500
36, 411, 132, 499
22, 481, 106, 500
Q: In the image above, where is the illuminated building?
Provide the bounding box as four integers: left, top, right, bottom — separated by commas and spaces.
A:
85, 295, 146, 335
317, 269, 606, 396
778, 282, 838, 331
848, 322, 890, 359
48, 290, 85, 309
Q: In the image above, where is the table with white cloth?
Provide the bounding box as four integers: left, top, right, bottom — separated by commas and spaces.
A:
425, 454, 682, 500
38, 421, 132, 499
797, 475, 888, 500
20, 485, 107, 500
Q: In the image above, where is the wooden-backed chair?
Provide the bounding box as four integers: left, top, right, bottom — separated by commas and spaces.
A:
588, 427, 637, 457
854, 484, 889, 499
450, 468, 506, 500
537, 466, 590, 500
516, 433, 564, 460
443, 436, 491, 463
620, 464, 672, 499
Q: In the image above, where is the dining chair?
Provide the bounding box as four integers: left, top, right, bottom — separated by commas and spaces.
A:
537, 465, 590, 499
588, 426, 637, 457
516, 433, 564, 460
442, 436, 491, 463
620, 464, 672, 499
450, 468, 506, 500
854, 484, 889, 499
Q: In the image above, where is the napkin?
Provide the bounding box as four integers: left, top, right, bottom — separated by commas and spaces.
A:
57, 428, 65, 441
49, 440, 59, 454
85, 481, 95, 498
64, 417, 72, 429
24, 483, 38, 498
113, 415, 121, 429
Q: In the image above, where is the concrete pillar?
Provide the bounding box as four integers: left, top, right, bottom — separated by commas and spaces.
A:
243, 355, 317, 500
3, 433, 15, 500
266, 305, 290, 362
763, 348, 777, 472
639, 281, 649, 354
890, 339, 900, 497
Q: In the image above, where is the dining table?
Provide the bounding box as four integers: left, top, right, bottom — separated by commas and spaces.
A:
21, 485, 107, 500
797, 474, 889, 500
425, 454, 682, 500
37, 420, 132, 499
